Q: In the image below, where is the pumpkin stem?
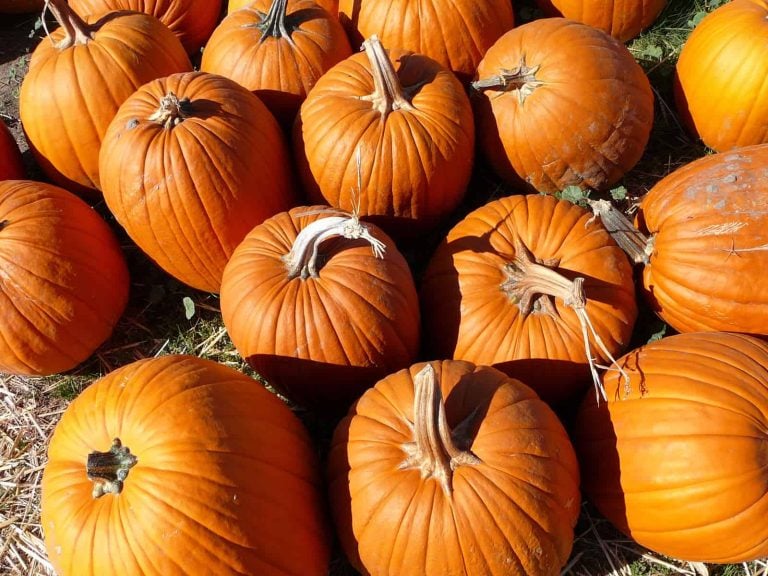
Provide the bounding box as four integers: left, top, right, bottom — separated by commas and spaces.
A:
149, 92, 192, 129
399, 364, 481, 495
501, 240, 630, 402
256, 0, 296, 45
360, 35, 415, 117
471, 55, 544, 105
87, 438, 138, 499
44, 0, 96, 50
587, 199, 653, 265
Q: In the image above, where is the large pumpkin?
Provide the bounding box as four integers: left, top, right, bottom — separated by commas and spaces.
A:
337, 0, 514, 81
99, 71, 296, 293
19, 0, 191, 196
201, 0, 351, 127
574, 331, 768, 563
420, 194, 637, 407
0, 121, 24, 180
68, 0, 223, 54
328, 360, 581, 575
535, 0, 667, 42
294, 35, 475, 239
674, 0, 768, 151
42, 354, 330, 575
472, 18, 654, 194
0, 180, 129, 376
229, 0, 337, 15
220, 206, 421, 411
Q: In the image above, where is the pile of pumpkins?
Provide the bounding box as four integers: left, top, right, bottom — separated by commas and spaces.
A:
1, 0, 767, 574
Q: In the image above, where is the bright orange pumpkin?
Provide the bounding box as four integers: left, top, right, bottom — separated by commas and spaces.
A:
42, 354, 331, 575
0, 121, 24, 180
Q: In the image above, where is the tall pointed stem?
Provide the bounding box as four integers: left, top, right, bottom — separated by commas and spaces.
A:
361, 35, 415, 117
45, 0, 95, 50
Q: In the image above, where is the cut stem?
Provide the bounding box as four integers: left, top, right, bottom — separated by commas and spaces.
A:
471, 55, 543, 104
361, 35, 415, 117
148, 92, 192, 129
45, 0, 95, 50
87, 438, 138, 499
587, 199, 653, 265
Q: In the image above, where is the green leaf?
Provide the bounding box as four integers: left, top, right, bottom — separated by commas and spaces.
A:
642, 44, 663, 59
610, 185, 628, 201
558, 185, 588, 205
647, 323, 667, 343
182, 297, 196, 320
688, 11, 707, 28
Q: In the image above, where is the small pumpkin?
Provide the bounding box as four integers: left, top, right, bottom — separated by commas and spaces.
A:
674, 0, 768, 151
472, 17, 654, 194
19, 0, 191, 196
574, 331, 768, 563
201, 0, 352, 127
220, 206, 421, 411
99, 71, 296, 293
68, 0, 223, 55
0, 121, 24, 180
42, 354, 331, 575
328, 360, 581, 575
0, 180, 129, 376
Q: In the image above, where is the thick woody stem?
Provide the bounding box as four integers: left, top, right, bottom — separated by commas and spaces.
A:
587, 199, 654, 265
148, 92, 192, 129
45, 0, 95, 50
361, 35, 415, 117
87, 438, 137, 499
257, 0, 294, 44
471, 55, 544, 104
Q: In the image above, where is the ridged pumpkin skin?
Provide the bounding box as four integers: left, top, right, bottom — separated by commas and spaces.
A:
99, 71, 296, 293
0, 0, 44, 13
574, 332, 768, 563
328, 360, 581, 575
68, 0, 223, 54
0, 180, 129, 376
201, 0, 352, 127
42, 355, 330, 575
220, 207, 421, 411
0, 121, 24, 180
294, 40, 475, 239
674, 0, 768, 151
338, 0, 514, 81
229, 0, 337, 15
19, 2, 191, 196
473, 18, 653, 194
420, 194, 638, 407
535, 0, 667, 42
637, 144, 768, 335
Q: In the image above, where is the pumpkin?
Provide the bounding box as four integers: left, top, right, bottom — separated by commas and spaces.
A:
19, 0, 191, 197
472, 17, 654, 194
0, 180, 129, 376
674, 0, 768, 151
328, 360, 581, 575
420, 194, 638, 408
591, 144, 768, 336
0, 0, 44, 13
535, 0, 667, 42
68, 0, 223, 55
220, 206, 421, 411
229, 0, 337, 16
337, 0, 514, 82
201, 0, 352, 127
574, 331, 768, 563
0, 121, 24, 180
294, 35, 475, 239
99, 71, 296, 293
42, 354, 330, 575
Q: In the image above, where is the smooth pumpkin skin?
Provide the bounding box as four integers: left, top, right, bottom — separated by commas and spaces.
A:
42, 354, 331, 575
328, 360, 581, 575
674, 0, 768, 151
473, 18, 654, 194
337, 0, 514, 81
0, 180, 129, 376
0, 121, 24, 180
68, 0, 223, 54
535, 0, 667, 42
574, 332, 768, 563
420, 194, 638, 407
0, 0, 44, 13
19, 5, 191, 196
201, 0, 352, 127
229, 0, 337, 15
220, 206, 421, 411
637, 144, 768, 335
99, 71, 296, 293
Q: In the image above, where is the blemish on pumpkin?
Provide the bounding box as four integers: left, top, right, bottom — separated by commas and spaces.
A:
697, 222, 747, 235
723, 174, 738, 183
126, 118, 139, 130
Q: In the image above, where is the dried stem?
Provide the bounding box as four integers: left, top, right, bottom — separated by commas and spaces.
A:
360, 35, 415, 117
148, 92, 192, 129
257, 0, 295, 45
471, 55, 544, 104
45, 0, 95, 50
588, 199, 653, 265
87, 438, 137, 499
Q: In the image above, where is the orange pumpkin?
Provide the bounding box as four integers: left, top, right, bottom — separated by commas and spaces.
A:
68, 0, 223, 54
574, 331, 768, 563
294, 36, 475, 239
42, 354, 331, 575
0, 121, 24, 180
472, 18, 654, 194
99, 71, 296, 293
0, 180, 129, 376
19, 0, 191, 196
420, 194, 638, 407
337, 0, 514, 81
201, 0, 351, 127
328, 360, 581, 575
674, 0, 768, 151
220, 206, 421, 411
229, 0, 338, 15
